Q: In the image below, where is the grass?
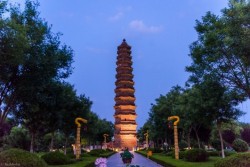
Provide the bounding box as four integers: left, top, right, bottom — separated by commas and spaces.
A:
47, 156, 97, 167
136, 150, 221, 167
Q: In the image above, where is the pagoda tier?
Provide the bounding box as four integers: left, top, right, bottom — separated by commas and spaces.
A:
113, 39, 137, 150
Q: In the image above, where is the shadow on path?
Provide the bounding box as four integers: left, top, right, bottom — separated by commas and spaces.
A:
107, 152, 163, 167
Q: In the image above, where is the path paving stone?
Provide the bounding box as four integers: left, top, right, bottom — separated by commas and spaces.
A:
107, 152, 163, 167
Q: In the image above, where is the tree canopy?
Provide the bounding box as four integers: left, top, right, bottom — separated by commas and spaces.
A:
0, 1, 114, 152
186, 0, 250, 99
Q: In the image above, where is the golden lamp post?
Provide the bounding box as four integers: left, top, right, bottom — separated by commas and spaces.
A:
168, 116, 180, 160
75, 117, 87, 160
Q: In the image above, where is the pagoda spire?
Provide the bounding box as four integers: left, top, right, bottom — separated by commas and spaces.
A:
113, 39, 137, 150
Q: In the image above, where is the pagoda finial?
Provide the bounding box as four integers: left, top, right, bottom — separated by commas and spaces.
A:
118, 38, 131, 49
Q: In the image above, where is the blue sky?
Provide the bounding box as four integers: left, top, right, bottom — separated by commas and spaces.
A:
10, 0, 250, 128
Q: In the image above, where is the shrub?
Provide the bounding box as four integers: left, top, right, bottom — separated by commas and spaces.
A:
171, 150, 186, 159
207, 150, 220, 156
223, 150, 236, 157
0, 148, 47, 167
88, 149, 106, 157
211, 139, 223, 151
148, 147, 162, 153
179, 140, 188, 150
184, 148, 209, 162
232, 138, 249, 152
41, 151, 71, 165
165, 151, 173, 156
207, 150, 236, 157
179, 150, 186, 159
214, 153, 250, 167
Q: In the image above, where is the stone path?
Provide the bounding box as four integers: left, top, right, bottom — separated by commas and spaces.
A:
107, 152, 163, 167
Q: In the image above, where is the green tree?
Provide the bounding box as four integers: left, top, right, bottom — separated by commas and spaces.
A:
147, 86, 183, 148
5, 126, 30, 150
60, 90, 93, 154
95, 119, 114, 146
186, 0, 250, 99
176, 87, 210, 149
0, 0, 29, 126
195, 78, 244, 158
4, 1, 74, 152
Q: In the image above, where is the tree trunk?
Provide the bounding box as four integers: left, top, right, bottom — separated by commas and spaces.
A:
217, 121, 225, 158
187, 127, 192, 149
30, 132, 35, 153
64, 137, 68, 155
194, 128, 201, 148
50, 131, 55, 151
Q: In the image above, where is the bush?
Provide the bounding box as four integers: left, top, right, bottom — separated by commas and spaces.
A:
41, 151, 71, 165
166, 151, 173, 156
207, 150, 220, 156
184, 148, 209, 162
214, 153, 250, 167
148, 147, 162, 153
232, 138, 249, 152
88, 149, 106, 157
179, 140, 188, 150
211, 139, 223, 151
171, 150, 186, 159
207, 150, 236, 157
0, 148, 47, 167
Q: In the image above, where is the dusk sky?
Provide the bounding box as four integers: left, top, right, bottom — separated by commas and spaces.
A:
11, 0, 250, 128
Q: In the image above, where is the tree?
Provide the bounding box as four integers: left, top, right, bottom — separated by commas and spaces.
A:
0, 0, 29, 126
3, 1, 74, 152
195, 78, 244, 158
241, 127, 250, 144
186, 0, 250, 99
147, 86, 183, 148
5, 126, 30, 150
60, 89, 93, 154
222, 130, 236, 145
94, 119, 114, 145
177, 87, 211, 149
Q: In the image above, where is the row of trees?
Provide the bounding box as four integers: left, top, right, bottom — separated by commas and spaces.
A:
0, 1, 114, 153
138, 0, 250, 158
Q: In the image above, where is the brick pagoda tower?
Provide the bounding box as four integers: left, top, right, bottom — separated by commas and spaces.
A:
114, 39, 137, 150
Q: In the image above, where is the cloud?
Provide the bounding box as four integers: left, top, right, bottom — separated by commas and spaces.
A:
108, 6, 132, 22
129, 20, 163, 33
108, 12, 124, 21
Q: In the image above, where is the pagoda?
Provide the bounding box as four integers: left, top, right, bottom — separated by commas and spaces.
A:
114, 39, 137, 150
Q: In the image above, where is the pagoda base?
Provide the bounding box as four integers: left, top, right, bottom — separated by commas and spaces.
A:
114, 134, 137, 151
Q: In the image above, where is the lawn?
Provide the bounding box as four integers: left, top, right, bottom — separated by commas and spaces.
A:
153, 154, 219, 167
136, 150, 221, 167
48, 156, 97, 167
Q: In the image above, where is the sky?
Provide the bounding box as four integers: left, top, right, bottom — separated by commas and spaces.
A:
10, 0, 250, 128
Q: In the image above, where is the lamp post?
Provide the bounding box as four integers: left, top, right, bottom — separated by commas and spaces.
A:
168, 116, 180, 160
75, 117, 87, 160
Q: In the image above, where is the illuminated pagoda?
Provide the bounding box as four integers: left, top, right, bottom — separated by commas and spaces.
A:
114, 39, 137, 150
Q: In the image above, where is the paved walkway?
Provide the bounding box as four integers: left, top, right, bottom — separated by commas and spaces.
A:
107, 152, 163, 167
